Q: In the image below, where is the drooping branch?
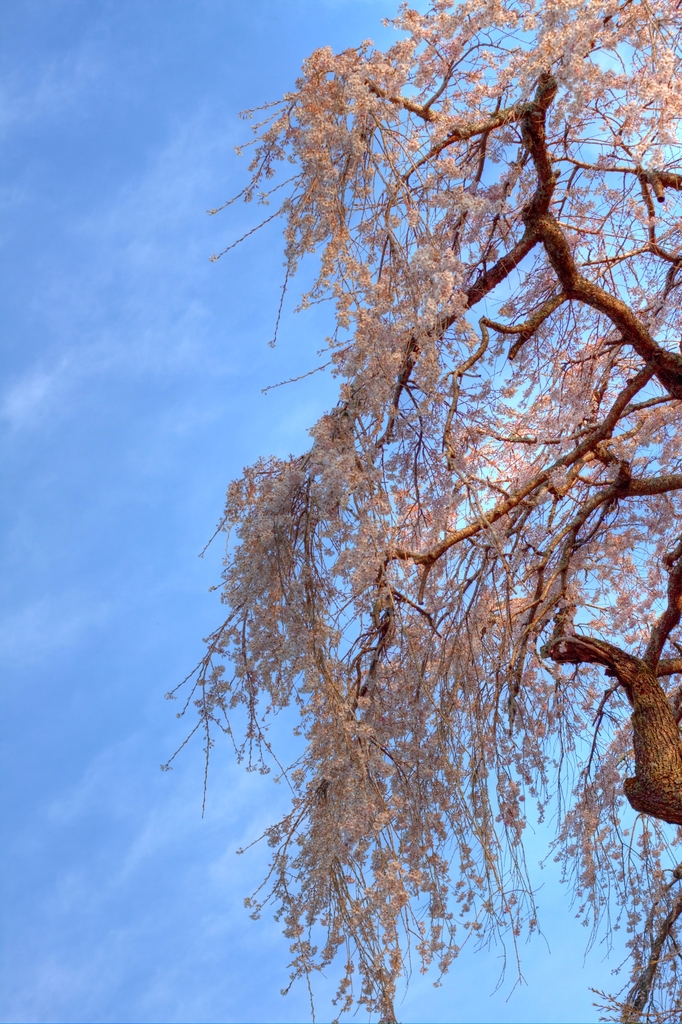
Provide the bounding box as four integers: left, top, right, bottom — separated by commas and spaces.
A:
621, 866, 682, 1023
376, 75, 560, 434
645, 540, 682, 669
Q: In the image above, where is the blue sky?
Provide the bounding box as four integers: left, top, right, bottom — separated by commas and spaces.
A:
0, 3, 628, 1022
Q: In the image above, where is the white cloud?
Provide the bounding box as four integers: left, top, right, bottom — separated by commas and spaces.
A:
1, 356, 73, 428
0, 590, 109, 663
0, 28, 110, 138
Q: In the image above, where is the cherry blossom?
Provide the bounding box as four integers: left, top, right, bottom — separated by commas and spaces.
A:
171, 3, 682, 1019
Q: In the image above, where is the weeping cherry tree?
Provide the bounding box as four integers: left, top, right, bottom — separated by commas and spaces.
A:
169, 2, 682, 1019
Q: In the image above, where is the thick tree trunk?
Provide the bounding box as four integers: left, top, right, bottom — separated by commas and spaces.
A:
546, 635, 682, 826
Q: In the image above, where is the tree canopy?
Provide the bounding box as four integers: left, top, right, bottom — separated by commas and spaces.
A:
172, 2, 682, 1019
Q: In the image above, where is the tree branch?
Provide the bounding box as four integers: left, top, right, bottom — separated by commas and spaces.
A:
484, 292, 567, 359
622, 885, 682, 1022
544, 635, 682, 825
644, 546, 682, 670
